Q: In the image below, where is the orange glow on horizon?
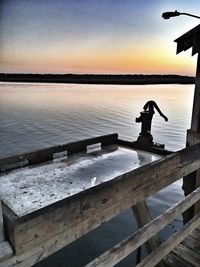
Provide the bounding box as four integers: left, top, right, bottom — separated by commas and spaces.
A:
1, 41, 196, 75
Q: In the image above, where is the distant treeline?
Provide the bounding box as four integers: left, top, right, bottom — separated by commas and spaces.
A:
0, 73, 195, 85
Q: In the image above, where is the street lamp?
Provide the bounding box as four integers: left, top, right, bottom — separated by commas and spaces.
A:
162, 10, 200, 20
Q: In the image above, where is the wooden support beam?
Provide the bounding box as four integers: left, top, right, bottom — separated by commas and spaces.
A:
191, 54, 200, 132
183, 53, 200, 219
136, 212, 200, 267
0, 202, 4, 243
0, 201, 13, 264
186, 129, 200, 146
84, 188, 200, 267
132, 201, 160, 254
194, 169, 200, 214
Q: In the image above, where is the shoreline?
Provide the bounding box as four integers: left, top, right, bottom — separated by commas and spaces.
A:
0, 74, 195, 85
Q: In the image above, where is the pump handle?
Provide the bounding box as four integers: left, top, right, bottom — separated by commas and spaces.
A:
143, 101, 168, 121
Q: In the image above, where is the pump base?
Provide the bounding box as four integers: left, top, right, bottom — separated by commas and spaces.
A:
136, 134, 165, 149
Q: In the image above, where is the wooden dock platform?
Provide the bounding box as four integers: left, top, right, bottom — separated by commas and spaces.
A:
165, 227, 200, 267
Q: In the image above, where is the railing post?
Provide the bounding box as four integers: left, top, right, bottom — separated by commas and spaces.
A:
194, 170, 200, 214
183, 54, 200, 221
0, 201, 5, 243
0, 200, 13, 263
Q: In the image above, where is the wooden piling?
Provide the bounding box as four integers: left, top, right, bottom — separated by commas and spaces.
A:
0, 201, 4, 243
175, 25, 200, 220
132, 201, 160, 254
0, 201, 13, 263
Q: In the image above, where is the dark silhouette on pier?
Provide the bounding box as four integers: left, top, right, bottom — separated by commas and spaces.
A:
136, 100, 168, 146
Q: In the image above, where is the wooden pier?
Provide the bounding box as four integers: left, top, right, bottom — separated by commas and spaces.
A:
0, 132, 199, 267
1, 24, 200, 267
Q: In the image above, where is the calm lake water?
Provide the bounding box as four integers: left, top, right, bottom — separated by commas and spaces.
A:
0, 82, 195, 266
0, 82, 194, 156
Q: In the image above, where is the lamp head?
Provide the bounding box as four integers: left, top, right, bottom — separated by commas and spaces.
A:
162, 10, 180, 19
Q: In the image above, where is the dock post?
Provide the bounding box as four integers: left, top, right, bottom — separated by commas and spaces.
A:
173, 24, 200, 222
0, 201, 4, 243
183, 54, 200, 221
0, 200, 13, 263
132, 201, 161, 256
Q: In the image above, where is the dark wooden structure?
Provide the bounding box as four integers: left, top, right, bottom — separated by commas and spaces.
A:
175, 24, 200, 219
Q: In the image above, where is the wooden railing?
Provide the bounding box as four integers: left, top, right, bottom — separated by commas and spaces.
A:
85, 188, 200, 267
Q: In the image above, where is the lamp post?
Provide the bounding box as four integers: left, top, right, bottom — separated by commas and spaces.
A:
162, 10, 200, 20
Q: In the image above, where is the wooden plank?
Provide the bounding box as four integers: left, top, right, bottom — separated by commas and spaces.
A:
0, 242, 13, 263
117, 139, 172, 156
132, 201, 160, 253
194, 169, 200, 215
173, 244, 200, 266
5, 153, 179, 255
186, 129, 200, 146
84, 188, 200, 267
0, 202, 4, 243
182, 235, 200, 254
181, 139, 200, 222
194, 226, 200, 234
190, 228, 200, 241
164, 252, 193, 267
0, 133, 118, 172
135, 212, 200, 267
0, 159, 29, 172
185, 132, 200, 215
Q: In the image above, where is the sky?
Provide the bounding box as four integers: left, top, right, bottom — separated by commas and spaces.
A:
0, 0, 200, 75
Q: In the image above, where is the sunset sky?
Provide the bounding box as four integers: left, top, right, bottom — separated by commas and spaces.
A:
0, 0, 200, 75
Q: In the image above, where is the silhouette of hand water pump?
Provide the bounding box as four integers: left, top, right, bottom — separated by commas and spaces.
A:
136, 100, 168, 146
